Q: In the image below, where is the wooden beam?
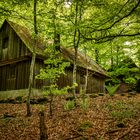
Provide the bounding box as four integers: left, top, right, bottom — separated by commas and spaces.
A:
0, 56, 30, 67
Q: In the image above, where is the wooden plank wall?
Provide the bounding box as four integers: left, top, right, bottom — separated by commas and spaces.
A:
0, 60, 30, 91
0, 21, 32, 91
56, 67, 105, 93
0, 22, 30, 61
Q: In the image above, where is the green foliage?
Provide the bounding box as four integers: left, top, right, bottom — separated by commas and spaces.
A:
105, 100, 138, 123
36, 46, 70, 116
64, 100, 75, 111
108, 56, 140, 91
111, 110, 136, 122
124, 77, 136, 86
106, 84, 120, 96
43, 85, 71, 96
15, 96, 23, 103
36, 47, 70, 96
110, 67, 129, 77
79, 97, 90, 110
37, 50, 70, 84
78, 121, 92, 132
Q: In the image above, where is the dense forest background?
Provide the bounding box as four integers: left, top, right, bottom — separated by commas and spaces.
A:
0, 0, 140, 91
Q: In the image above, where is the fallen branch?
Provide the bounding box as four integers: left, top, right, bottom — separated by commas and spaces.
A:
114, 119, 140, 140
3, 112, 16, 118
106, 128, 127, 134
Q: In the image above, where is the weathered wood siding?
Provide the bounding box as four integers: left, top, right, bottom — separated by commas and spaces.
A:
0, 60, 30, 91
57, 67, 105, 93
0, 21, 31, 91
0, 22, 30, 61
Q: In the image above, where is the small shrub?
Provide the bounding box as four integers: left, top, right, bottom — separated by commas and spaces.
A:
104, 103, 113, 111
124, 77, 137, 90
78, 121, 92, 132
64, 100, 75, 110
80, 98, 90, 109
15, 96, 23, 103
115, 100, 126, 109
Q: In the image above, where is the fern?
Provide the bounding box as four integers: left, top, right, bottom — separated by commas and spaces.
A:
106, 84, 120, 96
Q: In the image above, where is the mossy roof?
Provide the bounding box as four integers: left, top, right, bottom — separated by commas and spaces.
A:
0, 19, 45, 56
60, 47, 108, 77
0, 19, 108, 77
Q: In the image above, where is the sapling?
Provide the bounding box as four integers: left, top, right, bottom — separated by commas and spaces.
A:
36, 47, 70, 117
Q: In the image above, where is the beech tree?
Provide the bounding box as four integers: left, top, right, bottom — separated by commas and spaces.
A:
26, 0, 38, 116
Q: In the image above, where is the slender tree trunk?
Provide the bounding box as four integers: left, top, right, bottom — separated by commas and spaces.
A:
26, 0, 37, 116
84, 47, 88, 94
73, 0, 81, 97
111, 44, 114, 69
73, 46, 77, 97
49, 93, 53, 118
26, 54, 36, 116
95, 48, 99, 64
39, 111, 48, 140
116, 46, 119, 67
137, 48, 140, 67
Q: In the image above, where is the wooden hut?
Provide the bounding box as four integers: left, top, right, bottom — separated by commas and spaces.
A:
0, 19, 108, 93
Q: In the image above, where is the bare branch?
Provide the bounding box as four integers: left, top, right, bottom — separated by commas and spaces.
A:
88, 0, 140, 33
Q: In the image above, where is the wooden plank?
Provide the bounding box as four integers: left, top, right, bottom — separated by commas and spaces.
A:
0, 56, 30, 67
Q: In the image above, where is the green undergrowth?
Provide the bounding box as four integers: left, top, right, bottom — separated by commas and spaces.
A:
105, 100, 139, 123
77, 121, 92, 132
64, 100, 75, 110
106, 84, 120, 97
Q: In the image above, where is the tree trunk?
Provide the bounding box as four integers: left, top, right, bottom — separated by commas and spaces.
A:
49, 93, 53, 117
84, 47, 88, 94
111, 44, 114, 69
26, 0, 37, 116
73, 46, 77, 97
26, 53, 36, 116
95, 48, 99, 64
72, 0, 81, 97
116, 46, 120, 67
39, 111, 48, 140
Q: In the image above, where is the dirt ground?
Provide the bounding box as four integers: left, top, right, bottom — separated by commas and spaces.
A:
0, 93, 140, 140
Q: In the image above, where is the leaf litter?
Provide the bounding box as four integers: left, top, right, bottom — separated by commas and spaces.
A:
0, 93, 140, 140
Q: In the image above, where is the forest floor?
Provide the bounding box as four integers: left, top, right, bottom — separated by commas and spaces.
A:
0, 93, 140, 140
